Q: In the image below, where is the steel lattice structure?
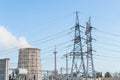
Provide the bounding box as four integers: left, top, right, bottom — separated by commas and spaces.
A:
71, 11, 87, 80
85, 18, 96, 80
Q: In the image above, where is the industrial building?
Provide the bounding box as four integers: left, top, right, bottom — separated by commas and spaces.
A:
0, 58, 9, 80
18, 48, 42, 80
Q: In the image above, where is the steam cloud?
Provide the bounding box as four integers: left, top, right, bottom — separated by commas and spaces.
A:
0, 26, 31, 49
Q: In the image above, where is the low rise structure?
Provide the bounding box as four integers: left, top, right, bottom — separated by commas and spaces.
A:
0, 58, 9, 80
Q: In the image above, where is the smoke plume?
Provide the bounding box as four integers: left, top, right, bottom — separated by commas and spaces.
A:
0, 26, 31, 49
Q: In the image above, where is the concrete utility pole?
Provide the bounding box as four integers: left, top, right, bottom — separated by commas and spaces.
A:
54, 46, 57, 72
71, 11, 87, 80
60, 67, 63, 75
63, 54, 69, 75
66, 55, 68, 76
85, 17, 96, 80
63, 53, 69, 80
53, 46, 57, 80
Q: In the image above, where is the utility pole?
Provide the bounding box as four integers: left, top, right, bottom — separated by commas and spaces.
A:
71, 11, 87, 80
47, 71, 49, 80
66, 55, 68, 76
53, 46, 57, 80
60, 67, 63, 76
63, 54, 68, 75
54, 46, 57, 72
85, 17, 96, 80
60, 67, 63, 80
63, 53, 69, 80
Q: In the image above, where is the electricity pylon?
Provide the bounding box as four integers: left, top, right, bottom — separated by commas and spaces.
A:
71, 11, 87, 80
85, 17, 96, 80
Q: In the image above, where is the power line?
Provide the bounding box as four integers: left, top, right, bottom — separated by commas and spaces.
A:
0, 13, 74, 54
94, 45, 120, 53
31, 29, 71, 46
94, 34, 120, 43
96, 28, 120, 37
94, 56, 120, 63
95, 41, 120, 48
0, 27, 72, 54
94, 54, 120, 60
41, 39, 72, 51
0, 39, 72, 57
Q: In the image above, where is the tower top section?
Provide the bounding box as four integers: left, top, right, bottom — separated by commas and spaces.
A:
75, 11, 80, 25
19, 48, 40, 51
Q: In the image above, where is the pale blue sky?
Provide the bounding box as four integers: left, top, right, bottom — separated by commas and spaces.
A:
0, 0, 120, 75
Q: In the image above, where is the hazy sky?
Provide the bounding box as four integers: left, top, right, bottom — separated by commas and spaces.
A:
0, 0, 120, 75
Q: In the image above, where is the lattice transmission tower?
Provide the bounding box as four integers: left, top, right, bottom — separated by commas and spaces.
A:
85, 17, 96, 80
71, 11, 87, 80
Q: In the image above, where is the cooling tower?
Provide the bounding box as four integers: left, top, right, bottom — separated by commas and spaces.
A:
18, 48, 42, 80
